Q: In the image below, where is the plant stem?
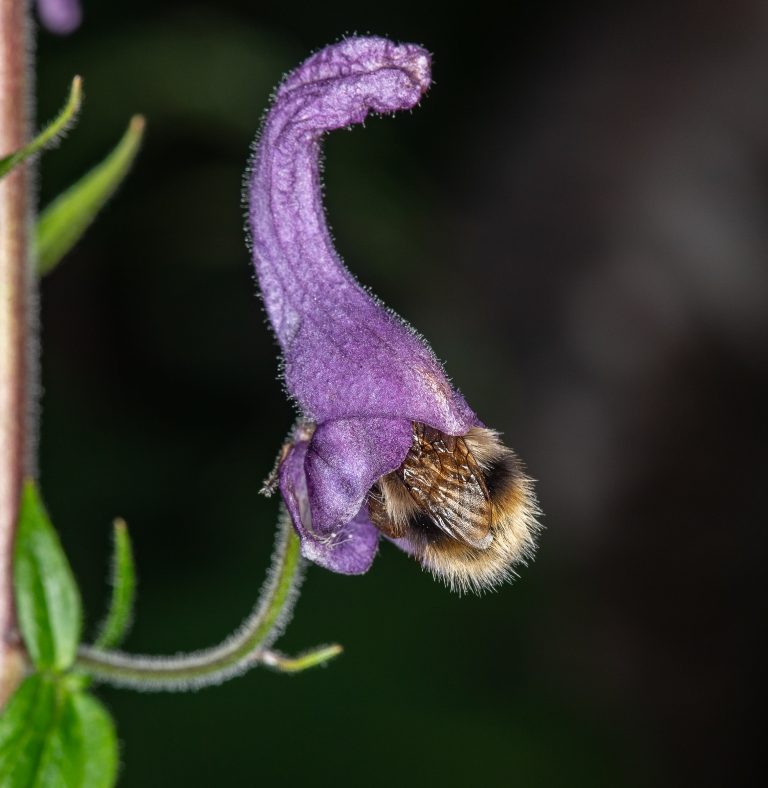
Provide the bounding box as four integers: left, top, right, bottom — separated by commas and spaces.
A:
0, 0, 34, 708
75, 511, 336, 690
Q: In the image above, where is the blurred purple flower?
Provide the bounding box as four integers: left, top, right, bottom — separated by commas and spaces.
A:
36, 0, 81, 35
247, 37, 539, 589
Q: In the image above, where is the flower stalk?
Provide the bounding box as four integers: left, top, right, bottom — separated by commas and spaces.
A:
0, 0, 35, 707
74, 510, 338, 691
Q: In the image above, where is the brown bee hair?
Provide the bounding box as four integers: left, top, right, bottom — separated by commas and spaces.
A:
368, 424, 541, 594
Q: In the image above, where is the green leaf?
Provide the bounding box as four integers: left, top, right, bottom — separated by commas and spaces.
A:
36, 690, 119, 788
70, 692, 118, 788
94, 518, 136, 649
13, 480, 82, 671
0, 676, 118, 788
36, 115, 146, 275
0, 76, 82, 179
0, 676, 58, 785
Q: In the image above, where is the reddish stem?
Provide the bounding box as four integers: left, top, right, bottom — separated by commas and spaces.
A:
0, 0, 34, 706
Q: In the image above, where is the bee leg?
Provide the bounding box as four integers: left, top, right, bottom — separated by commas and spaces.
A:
260, 441, 293, 497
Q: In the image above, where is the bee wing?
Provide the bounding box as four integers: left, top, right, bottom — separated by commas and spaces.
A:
398, 426, 493, 549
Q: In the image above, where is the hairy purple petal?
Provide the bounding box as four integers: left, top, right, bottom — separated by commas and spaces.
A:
304, 417, 412, 535
248, 37, 480, 572
279, 436, 380, 574
248, 37, 477, 434
37, 0, 81, 35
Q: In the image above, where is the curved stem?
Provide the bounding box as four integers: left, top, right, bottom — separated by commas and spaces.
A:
76, 510, 332, 691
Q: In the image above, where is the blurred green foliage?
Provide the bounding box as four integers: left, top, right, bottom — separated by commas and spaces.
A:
4, 484, 118, 787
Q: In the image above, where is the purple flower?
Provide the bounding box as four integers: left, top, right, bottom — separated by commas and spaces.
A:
247, 37, 539, 592
36, 0, 81, 35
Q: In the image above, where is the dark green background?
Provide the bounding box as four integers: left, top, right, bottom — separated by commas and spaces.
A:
35, 1, 764, 786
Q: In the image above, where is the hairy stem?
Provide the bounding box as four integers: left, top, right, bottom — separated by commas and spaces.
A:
75, 511, 322, 690
0, 0, 34, 707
